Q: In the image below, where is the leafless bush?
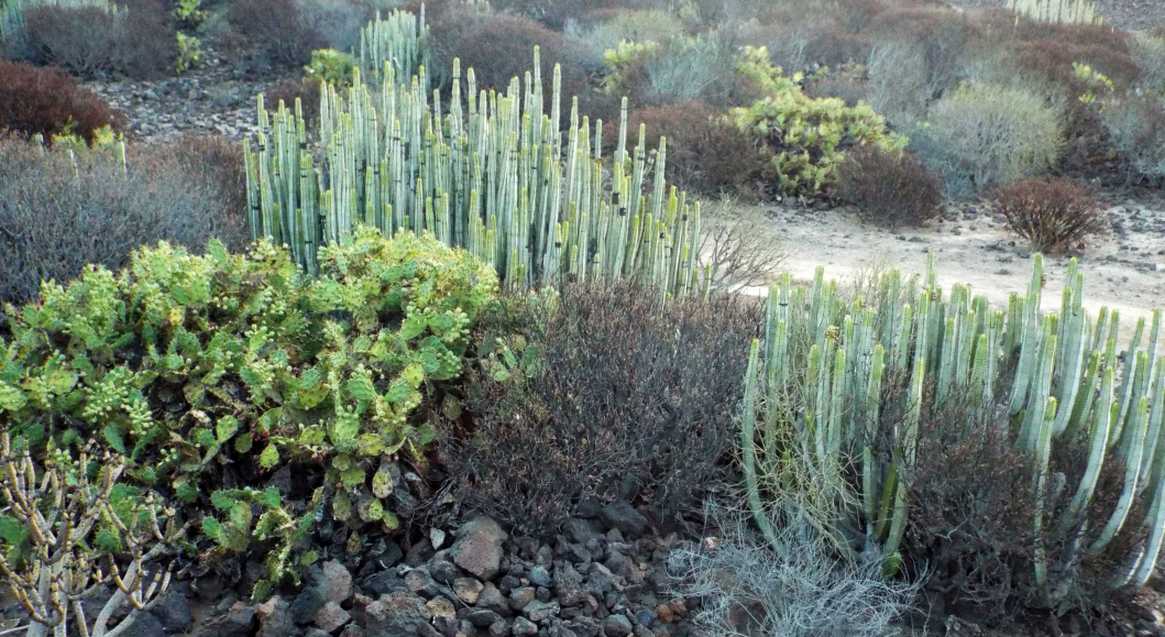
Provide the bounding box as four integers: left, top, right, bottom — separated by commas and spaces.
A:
0, 138, 248, 310
669, 502, 921, 637
835, 146, 943, 229
447, 282, 760, 536
699, 202, 785, 293
0, 433, 185, 637
993, 178, 1107, 254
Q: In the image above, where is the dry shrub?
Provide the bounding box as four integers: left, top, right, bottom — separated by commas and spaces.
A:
993, 178, 1106, 254
0, 138, 249, 311
610, 29, 743, 108
264, 77, 323, 128
894, 377, 1142, 623
911, 82, 1063, 196
699, 202, 786, 293
490, 0, 615, 29
1100, 95, 1165, 185
22, 0, 177, 79
226, 0, 326, 68
0, 61, 125, 144
613, 101, 766, 197
801, 29, 874, 67
428, 13, 605, 117
905, 394, 1037, 619
863, 7, 978, 122
447, 282, 760, 536
835, 146, 942, 228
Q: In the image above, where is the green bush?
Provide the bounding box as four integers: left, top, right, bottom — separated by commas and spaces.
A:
304, 47, 357, 86
731, 46, 905, 197
911, 82, 1063, 196
0, 228, 497, 598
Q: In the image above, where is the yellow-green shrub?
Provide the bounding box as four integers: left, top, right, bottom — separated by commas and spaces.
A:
731, 46, 905, 196
0, 228, 497, 598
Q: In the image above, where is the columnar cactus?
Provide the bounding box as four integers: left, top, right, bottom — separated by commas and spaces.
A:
245, 11, 705, 297
742, 255, 1165, 603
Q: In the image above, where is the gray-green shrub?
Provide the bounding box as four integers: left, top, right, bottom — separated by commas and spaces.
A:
912, 82, 1064, 196
0, 139, 247, 313
1100, 95, 1165, 183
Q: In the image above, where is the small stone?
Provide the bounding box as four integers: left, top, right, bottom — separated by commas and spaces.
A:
425, 596, 457, 621
431, 527, 448, 549
314, 601, 351, 632
255, 596, 294, 637
603, 614, 634, 637
512, 617, 539, 635
320, 560, 353, 604
488, 619, 511, 637
523, 600, 560, 623
453, 577, 484, 605
360, 592, 431, 635
477, 582, 509, 615
466, 608, 503, 628
529, 565, 552, 587
451, 517, 508, 580
510, 587, 536, 610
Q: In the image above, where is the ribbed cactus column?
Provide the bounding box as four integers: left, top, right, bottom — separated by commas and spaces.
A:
741, 253, 1165, 601
245, 12, 705, 297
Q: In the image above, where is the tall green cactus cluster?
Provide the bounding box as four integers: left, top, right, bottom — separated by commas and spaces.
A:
741, 254, 1165, 603
244, 10, 705, 296
357, 8, 429, 85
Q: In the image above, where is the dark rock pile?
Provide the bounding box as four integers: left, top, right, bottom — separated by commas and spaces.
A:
114, 502, 702, 637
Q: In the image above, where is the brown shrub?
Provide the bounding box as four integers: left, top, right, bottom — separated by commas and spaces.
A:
0, 61, 125, 144
865, 6, 979, 99
264, 77, 323, 128
835, 146, 942, 228
445, 282, 760, 536
609, 102, 766, 198
904, 393, 1036, 617
226, 0, 325, 68
428, 13, 604, 119
801, 30, 874, 67
1011, 39, 1140, 92
993, 178, 1106, 254
23, 0, 177, 79
0, 138, 248, 312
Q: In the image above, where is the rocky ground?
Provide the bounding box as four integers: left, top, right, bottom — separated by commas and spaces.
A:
82, 49, 285, 141
0, 505, 704, 637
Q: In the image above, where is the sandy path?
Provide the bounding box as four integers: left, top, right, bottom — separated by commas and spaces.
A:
723, 197, 1165, 352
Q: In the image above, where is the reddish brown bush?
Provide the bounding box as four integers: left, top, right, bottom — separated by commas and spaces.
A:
993, 178, 1106, 254
608, 101, 766, 198
23, 0, 177, 79
446, 283, 760, 536
0, 61, 125, 144
835, 146, 942, 228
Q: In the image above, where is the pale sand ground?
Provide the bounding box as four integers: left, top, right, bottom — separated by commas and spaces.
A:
717, 197, 1165, 353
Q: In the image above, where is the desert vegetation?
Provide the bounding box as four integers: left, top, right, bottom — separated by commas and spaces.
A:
0, 0, 1163, 635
